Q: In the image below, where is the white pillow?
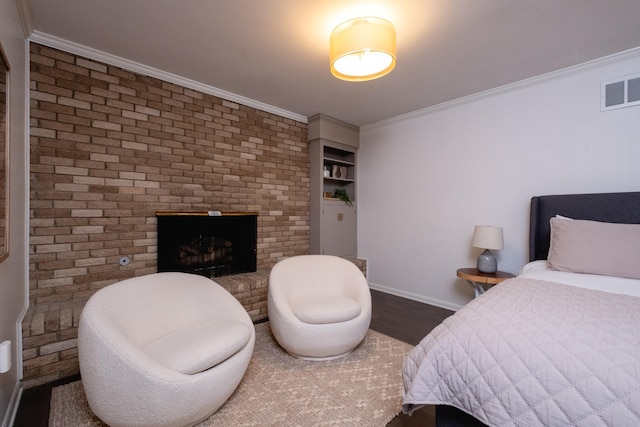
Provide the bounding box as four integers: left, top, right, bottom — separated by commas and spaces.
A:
143, 320, 252, 374
292, 295, 361, 324
555, 214, 573, 220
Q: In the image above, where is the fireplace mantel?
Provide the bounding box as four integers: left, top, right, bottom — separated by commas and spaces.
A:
156, 211, 260, 217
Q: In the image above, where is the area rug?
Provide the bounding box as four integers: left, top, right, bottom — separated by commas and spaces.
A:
49, 322, 413, 426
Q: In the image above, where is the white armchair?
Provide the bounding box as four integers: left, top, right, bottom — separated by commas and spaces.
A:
78, 272, 255, 427
268, 255, 372, 360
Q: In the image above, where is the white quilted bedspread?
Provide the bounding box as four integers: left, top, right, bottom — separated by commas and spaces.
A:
402, 278, 640, 426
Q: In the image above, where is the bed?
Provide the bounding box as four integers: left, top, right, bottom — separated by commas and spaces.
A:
402, 191, 640, 426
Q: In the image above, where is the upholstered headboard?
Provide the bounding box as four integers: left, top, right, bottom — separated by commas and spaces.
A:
529, 191, 640, 261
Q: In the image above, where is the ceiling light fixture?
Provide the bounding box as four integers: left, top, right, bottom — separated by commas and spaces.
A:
330, 17, 396, 82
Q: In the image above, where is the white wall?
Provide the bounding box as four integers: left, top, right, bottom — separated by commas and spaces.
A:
358, 50, 640, 310
0, 0, 29, 424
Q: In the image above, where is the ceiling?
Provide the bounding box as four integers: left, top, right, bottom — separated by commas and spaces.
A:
22, 0, 640, 127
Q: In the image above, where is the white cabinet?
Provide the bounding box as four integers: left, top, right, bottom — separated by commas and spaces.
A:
309, 115, 359, 257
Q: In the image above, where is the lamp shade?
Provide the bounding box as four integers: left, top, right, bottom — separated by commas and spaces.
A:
330, 17, 396, 82
471, 226, 504, 250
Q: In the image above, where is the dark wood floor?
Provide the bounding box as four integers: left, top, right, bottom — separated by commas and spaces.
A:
370, 290, 454, 427
13, 289, 454, 427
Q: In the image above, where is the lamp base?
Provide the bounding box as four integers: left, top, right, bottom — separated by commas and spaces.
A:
477, 249, 497, 273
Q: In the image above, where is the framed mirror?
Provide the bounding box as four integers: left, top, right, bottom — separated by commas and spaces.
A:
0, 44, 9, 263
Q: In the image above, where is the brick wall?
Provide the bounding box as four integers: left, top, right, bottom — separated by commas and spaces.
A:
25, 43, 309, 387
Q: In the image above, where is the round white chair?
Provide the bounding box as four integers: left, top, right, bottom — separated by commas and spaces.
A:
268, 255, 372, 360
78, 272, 255, 427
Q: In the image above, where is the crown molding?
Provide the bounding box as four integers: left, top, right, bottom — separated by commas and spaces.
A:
15, 0, 34, 37
28, 31, 308, 124
363, 46, 640, 131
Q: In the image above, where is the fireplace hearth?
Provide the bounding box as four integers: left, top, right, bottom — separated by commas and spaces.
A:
156, 212, 258, 278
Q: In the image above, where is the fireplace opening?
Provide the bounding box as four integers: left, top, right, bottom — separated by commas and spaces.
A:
156, 212, 257, 278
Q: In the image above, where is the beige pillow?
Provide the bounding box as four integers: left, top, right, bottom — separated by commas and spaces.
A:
292, 295, 361, 324
548, 217, 640, 279
143, 320, 252, 374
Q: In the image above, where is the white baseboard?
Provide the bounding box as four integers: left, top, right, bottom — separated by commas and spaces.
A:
368, 282, 463, 312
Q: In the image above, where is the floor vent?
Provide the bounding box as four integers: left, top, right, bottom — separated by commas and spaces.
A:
601, 73, 640, 111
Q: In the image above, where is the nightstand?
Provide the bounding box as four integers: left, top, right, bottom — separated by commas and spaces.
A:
456, 268, 515, 298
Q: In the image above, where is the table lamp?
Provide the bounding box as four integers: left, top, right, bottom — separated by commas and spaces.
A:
471, 225, 503, 273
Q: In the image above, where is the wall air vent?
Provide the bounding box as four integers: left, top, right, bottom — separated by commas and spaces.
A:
601, 73, 640, 111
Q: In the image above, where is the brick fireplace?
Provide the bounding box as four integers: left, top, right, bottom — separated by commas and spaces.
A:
25, 43, 310, 387
157, 212, 258, 277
